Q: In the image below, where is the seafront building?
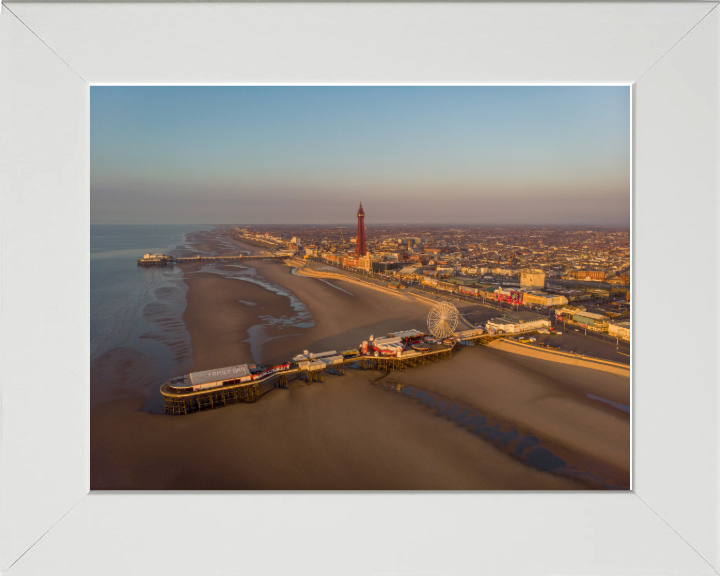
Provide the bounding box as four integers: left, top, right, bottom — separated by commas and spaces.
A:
523, 291, 568, 307
557, 310, 610, 332
608, 321, 631, 341
486, 311, 551, 334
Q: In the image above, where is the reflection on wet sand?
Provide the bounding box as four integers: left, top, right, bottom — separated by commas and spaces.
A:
393, 384, 626, 489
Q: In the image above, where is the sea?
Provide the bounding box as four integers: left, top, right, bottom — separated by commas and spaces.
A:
90, 224, 211, 404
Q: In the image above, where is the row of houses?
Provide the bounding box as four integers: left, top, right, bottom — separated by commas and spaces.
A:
417, 276, 572, 309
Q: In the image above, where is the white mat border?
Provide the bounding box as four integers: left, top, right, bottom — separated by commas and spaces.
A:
1, 3, 718, 575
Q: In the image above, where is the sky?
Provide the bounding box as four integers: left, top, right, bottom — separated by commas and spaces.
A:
91, 86, 630, 226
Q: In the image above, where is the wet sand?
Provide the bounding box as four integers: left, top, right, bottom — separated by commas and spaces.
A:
91, 230, 629, 490
381, 345, 630, 487
91, 371, 590, 490
256, 261, 432, 366
181, 266, 301, 370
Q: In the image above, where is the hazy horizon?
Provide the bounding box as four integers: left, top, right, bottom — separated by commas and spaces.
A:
91, 86, 630, 226
91, 222, 631, 228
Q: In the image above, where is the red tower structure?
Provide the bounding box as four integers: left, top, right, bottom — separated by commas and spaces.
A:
355, 202, 367, 256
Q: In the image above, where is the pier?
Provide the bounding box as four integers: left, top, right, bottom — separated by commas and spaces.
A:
159, 335, 509, 416
137, 253, 292, 267
161, 376, 280, 415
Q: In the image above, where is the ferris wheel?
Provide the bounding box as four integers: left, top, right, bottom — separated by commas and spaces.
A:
427, 301, 459, 339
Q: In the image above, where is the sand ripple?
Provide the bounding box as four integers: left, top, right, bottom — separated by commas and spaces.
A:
141, 300, 192, 364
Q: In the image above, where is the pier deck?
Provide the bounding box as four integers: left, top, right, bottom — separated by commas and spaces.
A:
160, 342, 466, 416
138, 254, 291, 267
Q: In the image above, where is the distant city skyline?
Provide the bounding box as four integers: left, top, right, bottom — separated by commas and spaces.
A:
91, 86, 630, 226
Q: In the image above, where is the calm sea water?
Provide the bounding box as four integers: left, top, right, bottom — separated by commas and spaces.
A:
91, 225, 211, 391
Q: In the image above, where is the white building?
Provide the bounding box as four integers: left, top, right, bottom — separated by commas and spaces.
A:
357, 254, 379, 271
523, 291, 568, 307
608, 321, 631, 341
520, 268, 546, 289
486, 312, 551, 334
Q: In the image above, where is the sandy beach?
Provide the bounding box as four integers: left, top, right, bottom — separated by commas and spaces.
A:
91, 228, 630, 490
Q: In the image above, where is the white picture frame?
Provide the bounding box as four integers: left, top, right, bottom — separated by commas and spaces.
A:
1, 2, 718, 575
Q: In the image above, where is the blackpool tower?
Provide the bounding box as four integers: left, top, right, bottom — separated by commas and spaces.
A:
355, 202, 367, 256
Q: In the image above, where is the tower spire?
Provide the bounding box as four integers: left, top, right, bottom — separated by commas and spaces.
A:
355, 202, 367, 256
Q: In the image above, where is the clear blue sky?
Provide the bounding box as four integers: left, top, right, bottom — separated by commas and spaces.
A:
91, 86, 630, 226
